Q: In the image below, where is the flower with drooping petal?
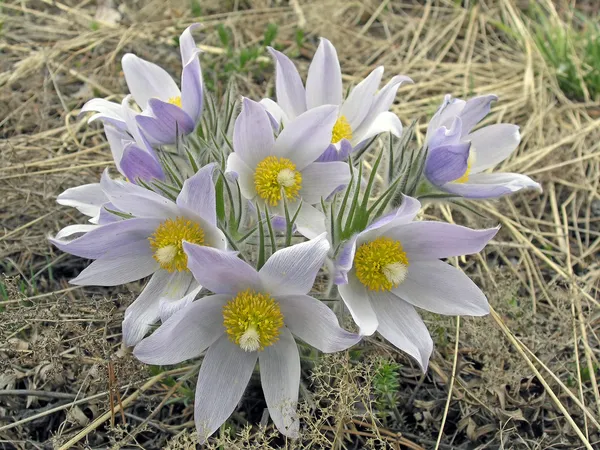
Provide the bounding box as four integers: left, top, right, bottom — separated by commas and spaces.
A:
424, 94, 542, 199
134, 233, 360, 442
335, 196, 497, 370
261, 38, 412, 161
226, 97, 351, 238
51, 164, 226, 346
81, 24, 203, 145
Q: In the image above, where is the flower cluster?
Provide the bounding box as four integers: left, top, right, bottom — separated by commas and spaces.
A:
52, 26, 541, 442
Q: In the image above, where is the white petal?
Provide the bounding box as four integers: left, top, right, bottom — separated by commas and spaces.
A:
121, 53, 180, 108
194, 335, 257, 444
233, 98, 276, 168
226, 153, 256, 200
259, 327, 300, 438
277, 295, 361, 352
371, 291, 433, 371
259, 98, 289, 128
55, 224, 98, 240
159, 282, 201, 323
57, 183, 107, 218
393, 259, 490, 315
133, 294, 228, 364
468, 124, 521, 173
340, 66, 384, 129
305, 38, 342, 108
353, 111, 403, 145
272, 105, 339, 171
80, 98, 126, 128
299, 161, 351, 204
157, 272, 199, 322
338, 274, 378, 335
293, 203, 326, 239
442, 172, 542, 199
122, 270, 171, 346
259, 233, 329, 295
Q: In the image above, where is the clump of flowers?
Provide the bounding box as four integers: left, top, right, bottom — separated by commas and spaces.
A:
52, 26, 542, 443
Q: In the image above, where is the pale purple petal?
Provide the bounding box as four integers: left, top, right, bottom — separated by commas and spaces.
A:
426, 96, 466, 141
441, 172, 542, 199
104, 125, 130, 172
468, 124, 521, 173
272, 105, 339, 171
183, 242, 263, 294
427, 116, 463, 149
133, 294, 228, 364
293, 203, 326, 239
226, 153, 256, 200
180, 24, 203, 123
268, 47, 306, 119
120, 143, 165, 183
338, 275, 378, 335
424, 142, 471, 186
50, 217, 160, 259
277, 295, 361, 352
176, 163, 217, 225
259, 233, 329, 295
371, 291, 433, 371
334, 236, 358, 284
57, 183, 107, 218
316, 139, 352, 162
70, 241, 158, 286
194, 335, 257, 444
100, 170, 179, 218
299, 161, 351, 204
122, 270, 171, 346
137, 99, 195, 144
259, 327, 300, 438
360, 195, 421, 239
121, 53, 180, 108
383, 222, 498, 260
340, 66, 384, 129
458, 94, 497, 135
259, 98, 287, 129
305, 38, 342, 108
233, 98, 276, 168
393, 259, 490, 315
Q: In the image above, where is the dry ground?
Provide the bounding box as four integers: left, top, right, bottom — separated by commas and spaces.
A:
1, 0, 599, 448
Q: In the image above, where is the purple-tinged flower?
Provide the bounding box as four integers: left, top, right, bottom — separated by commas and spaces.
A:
81, 24, 203, 145
134, 233, 360, 442
51, 164, 226, 346
335, 196, 497, 370
424, 94, 541, 199
262, 38, 412, 161
226, 98, 351, 238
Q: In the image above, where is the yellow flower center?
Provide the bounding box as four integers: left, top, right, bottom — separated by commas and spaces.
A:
148, 217, 205, 272
331, 115, 353, 144
254, 156, 302, 206
354, 237, 409, 291
454, 148, 476, 184
223, 289, 284, 352
168, 96, 182, 108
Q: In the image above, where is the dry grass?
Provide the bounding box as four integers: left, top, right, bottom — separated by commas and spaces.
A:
1, 0, 599, 448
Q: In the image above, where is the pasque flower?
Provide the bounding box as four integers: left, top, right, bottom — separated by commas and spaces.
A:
335, 196, 497, 369
81, 24, 203, 145
226, 98, 351, 238
424, 94, 541, 198
134, 233, 360, 442
262, 38, 412, 161
51, 164, 226, 346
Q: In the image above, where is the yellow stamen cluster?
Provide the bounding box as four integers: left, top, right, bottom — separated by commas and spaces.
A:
331, 115, 353, 144
223, 289, 284, 352
149, 217, 205, 272
254, 156, 302, 206
354, 237, 409, 291
168, 96, 182, 108
454, 149, 476, 184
